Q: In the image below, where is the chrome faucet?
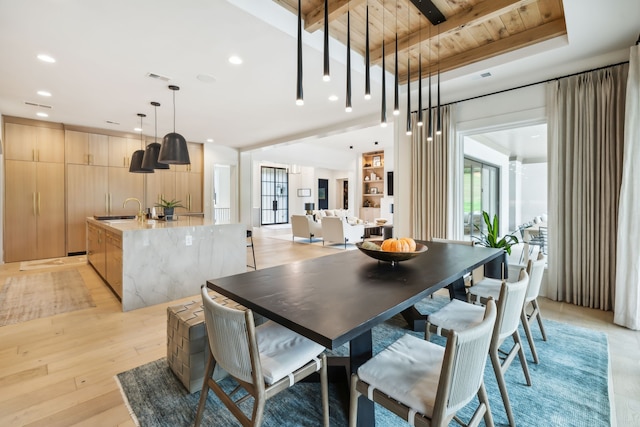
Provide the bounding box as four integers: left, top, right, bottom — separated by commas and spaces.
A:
123, 197, 145, 222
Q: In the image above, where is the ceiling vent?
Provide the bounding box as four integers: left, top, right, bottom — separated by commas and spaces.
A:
106, 120, 120, 125
146, 72, 171, 82
24, 101, 52, 108
480, 72, 492, 78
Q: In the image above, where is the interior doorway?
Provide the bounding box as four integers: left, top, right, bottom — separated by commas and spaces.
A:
260, 166, 289, 225
463, 158, 499, 240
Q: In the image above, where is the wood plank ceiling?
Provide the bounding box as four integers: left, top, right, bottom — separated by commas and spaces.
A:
274, 0, 567, 84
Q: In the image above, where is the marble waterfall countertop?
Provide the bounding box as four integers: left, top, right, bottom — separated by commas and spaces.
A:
87, 217, 246, 311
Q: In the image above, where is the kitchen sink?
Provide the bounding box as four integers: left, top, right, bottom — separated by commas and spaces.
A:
94, 215, 136, 220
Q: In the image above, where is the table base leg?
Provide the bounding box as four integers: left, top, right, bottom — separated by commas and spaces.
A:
350, 330, 375, 427
400, 305, 426, 332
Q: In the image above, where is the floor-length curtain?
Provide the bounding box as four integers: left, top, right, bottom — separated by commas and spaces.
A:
615, 44, 640, 330
547, 63, 628, 310
410, 105, 451, 240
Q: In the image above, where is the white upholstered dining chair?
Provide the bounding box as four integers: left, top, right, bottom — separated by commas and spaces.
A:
469, 252, 547, 363
195, 286, 329, 427
349, 300, 497, 427
426, 270, 531, 427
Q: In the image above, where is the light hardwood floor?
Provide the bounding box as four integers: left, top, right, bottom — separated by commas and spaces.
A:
0, 227, 638, 426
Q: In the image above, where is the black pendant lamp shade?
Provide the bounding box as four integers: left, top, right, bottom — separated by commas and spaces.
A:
129, 113, 153, 173
158, 85, 190, 165
142, 101, 170, 170
364, 2, 371, 100
296, 0, 304, 105
323, 0, 330, 81
345, 7, 352, 113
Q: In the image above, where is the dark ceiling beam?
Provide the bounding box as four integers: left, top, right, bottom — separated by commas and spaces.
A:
305, 0, 368, 32
371, 0, 538, 62
396, 18, 567, 83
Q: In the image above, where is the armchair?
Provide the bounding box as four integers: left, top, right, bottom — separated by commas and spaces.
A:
321, 217, 364, 248
291, 215, 322, 243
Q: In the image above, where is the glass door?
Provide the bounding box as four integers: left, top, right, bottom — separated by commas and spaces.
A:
463, 158, 499, 239
261, 166, 289, 225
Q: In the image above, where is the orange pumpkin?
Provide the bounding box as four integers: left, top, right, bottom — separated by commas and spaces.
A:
400, 237, 417, 252
381, 238, 410, 252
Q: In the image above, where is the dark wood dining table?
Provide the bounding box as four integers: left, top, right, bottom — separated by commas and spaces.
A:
206, 240, 502, 426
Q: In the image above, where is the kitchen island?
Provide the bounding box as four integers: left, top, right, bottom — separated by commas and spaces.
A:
87, 216, 246, 311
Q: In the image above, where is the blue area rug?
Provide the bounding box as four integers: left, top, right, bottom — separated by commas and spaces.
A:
116, 296, 611, 426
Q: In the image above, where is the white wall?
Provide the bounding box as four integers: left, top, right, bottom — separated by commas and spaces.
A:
520, 162, 548, 222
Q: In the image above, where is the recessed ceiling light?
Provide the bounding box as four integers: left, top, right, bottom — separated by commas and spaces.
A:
197, 73, 217, 83
37, 90, 52, 97
228, 55, 243, 65
37, 54, 56, 63
36, 112, 48, 117
134, 127, 142, 132
328, 95, 338, 101
206, 138, 213, 143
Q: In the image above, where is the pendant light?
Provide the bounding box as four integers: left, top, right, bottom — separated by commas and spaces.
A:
405, 0, 412, 136
427, 21, 433, 141
345, 2, 352, 113
436, 24, 442, 136
417, 13, 423, 127
364, 0, 371, 100
393, 0, 399, 116
296, 0, 304, 105
129, 113, 153, 173
158, 85, 190, 165
142, 101, 170, 170
323, 0, 330, 82
380, 0, 387, 127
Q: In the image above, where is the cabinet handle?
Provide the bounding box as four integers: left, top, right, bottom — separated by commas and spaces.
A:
109, 193, 112, 213
105, 194, 109, 213
37, 192, 41, 215
32, 149, 36, 162
33, 193, 36, 215
37, 149, 40, 162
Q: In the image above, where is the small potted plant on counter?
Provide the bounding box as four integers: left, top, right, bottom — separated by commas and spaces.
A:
155, 197, 184, 221
472, 211, 519, 279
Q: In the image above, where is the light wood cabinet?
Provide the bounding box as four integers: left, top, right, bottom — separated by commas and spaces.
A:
145, 169, 176, 209
87, 223, 106, 278
105, 231, 123, 298
176, 171, 203, 212
174, 142, 203, 173
4, 160, 65, 262
65, 130, 108, 166
108, 136, 141, 168
107, 167, 144, 216
4, 122, 64, 163
67, 165, 109, 253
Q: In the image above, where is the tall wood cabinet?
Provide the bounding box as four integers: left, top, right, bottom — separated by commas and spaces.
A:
65, 130, 143, 254
4, 120, 66, 262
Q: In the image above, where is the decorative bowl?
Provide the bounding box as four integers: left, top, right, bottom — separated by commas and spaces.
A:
356, 240, 428, 265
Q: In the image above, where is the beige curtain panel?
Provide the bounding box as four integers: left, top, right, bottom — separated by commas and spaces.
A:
410, 105, 450, 241
615, 44, 640, 330
547, 63, 628, 310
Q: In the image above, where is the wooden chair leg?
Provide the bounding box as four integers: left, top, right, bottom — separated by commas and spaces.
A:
320, 356, 329, 427
532, 299, 548, 341
514, 332, 532, 386
477, 382, 495, 427
490, 347, 516, 427
194, 353, 216, 427
348, 375, 360, 427
520, 309, 539, 364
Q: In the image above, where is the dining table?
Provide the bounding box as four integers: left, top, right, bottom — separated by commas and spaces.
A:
206, 240, 502, 426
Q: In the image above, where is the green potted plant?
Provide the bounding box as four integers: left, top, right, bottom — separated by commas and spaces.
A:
155, 197, 184, 221
472, 211, 519, 279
